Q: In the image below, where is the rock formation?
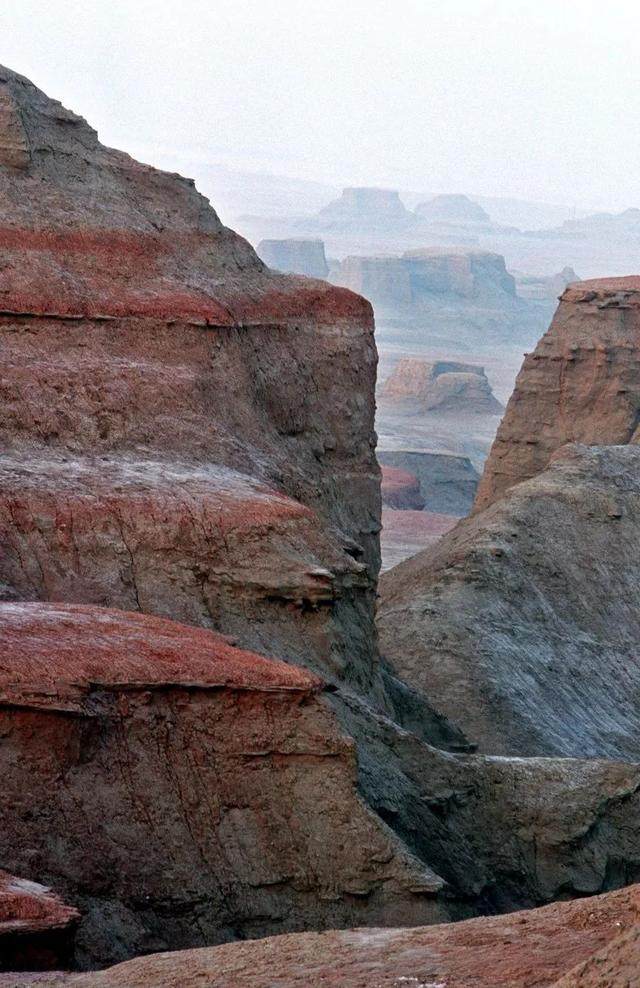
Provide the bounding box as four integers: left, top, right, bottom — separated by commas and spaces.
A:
380, 441, 640, 759
0, 872, 78, 972
0, 603, 444, 967
380, 359, 504, 415
380, 465, 425, 509
377, 449, 480, 515
414, 193, 492, 226
6, 65, 640, 977
476, 276, 640, 511
515, 265, 579, 301
332, 249, 516, 311
553, 926, 640, 987
316, 187, 414, 229
256, 238, 329, 279
62, 884, 640, 987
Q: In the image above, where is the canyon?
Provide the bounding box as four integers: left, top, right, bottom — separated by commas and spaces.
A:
1, 63, 639, 987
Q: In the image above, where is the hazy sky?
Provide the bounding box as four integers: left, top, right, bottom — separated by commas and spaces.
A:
1, 0, 638, 210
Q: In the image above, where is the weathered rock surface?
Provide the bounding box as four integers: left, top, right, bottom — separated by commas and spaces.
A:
256, 238, 329, 279
0, 872, 78, 972
553, 925, 640, 987
380, 443, 640, 758
380, 358, 504, 415
0, 63, 380, 697
0, 602, 445, 968
380, 465, 425, 510
377, 449, 480, 515
66, 884, 640, 987
476, 276, 640, 511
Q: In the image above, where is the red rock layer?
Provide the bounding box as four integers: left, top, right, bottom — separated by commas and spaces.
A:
476, 276, 640, 510
0, 602, 444, 968
380, 465, 425, 510
0, 871, 78, 971
66, 883, 640, 988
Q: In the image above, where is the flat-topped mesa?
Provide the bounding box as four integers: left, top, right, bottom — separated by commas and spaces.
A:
475, 276, 640, 511
0, 64, 381, 696
257, 238, 329, 279
380, 358, 504, 415
380, 465, 425, 510
317, 187, 414, 229
414, 193, 492, 226
0, 603, 446, 967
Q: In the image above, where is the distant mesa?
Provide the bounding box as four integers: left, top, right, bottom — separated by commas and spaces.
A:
534, 207, 640, 241
316, 186, 415, 229
380, 358, 504, 415
415, 193, 492, 226
378, 447, 480, 516
380, 464, 425, 510
257, 238, 329, 279
515, 265, 580, 301
331, 248, 516, 311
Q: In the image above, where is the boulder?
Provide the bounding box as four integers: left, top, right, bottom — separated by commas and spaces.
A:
476, 276, 640, 511
256, 238, 329, 279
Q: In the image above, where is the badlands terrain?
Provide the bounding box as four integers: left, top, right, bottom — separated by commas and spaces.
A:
1, 64, 640, 986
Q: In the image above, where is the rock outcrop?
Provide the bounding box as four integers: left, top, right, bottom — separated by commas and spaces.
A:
332, 249, 516, 312
316, 187, 414, 230
553, 925, 640, 987
380, 359, 504, 415
0, 872, 78, 972
0, 602, 444, 967
65, 884, 640, 988
377, 449, 480, 515
380, 443, 640, 758
256, 238, 329, 279
380, 465, 425, 510
476, 277, 640, 511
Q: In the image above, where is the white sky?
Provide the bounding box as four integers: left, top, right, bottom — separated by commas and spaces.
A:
1, 0, 638, 210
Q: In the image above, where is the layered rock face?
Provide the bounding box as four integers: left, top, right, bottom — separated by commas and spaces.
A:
65, 884, 640, 988
380, 358, 504, 415
377, 449, 480, 515
0, 872, 78, 971
476, 277, 640, 511
0, 64, 381, 696
0, 603, 444, 967
332, 249, 516, 312
380, 465, 425, 509
380, 443, 640, 758
256, 238, 329, 279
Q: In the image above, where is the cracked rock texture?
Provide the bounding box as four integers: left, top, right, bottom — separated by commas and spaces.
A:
0, 603, 444, 968
65, 884, 640, 987
380, 443, 640, 759
477, 277, 640, 511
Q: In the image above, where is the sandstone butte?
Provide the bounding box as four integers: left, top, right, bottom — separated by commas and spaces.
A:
379, 358, 504, 415
476, 276, 640, 510
4, 63, 640, 983
380, 464, 425, 510
14, 884, 640, 987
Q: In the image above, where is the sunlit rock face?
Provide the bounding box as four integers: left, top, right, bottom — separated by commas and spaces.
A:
476, 277, 640, 511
